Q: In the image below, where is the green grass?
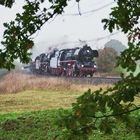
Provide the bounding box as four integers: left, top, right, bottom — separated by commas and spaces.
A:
0, 110, 139, 140
0, 110, 63, 140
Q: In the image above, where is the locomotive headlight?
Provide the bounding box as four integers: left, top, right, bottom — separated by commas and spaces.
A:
94, 64, 97, 68
81, 64, 84, 67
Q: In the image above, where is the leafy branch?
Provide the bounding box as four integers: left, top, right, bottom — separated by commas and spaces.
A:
57, 1, 140, 139
0, 0, 15, 8
89, 106, 140, 119
0, 0, 69, 69
0, 0, 140, 139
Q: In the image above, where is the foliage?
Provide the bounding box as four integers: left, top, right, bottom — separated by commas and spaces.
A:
58, 0, 140, 138
0, 0, 140, 139
0, 0, 68, 70
0, 109, 139, 140
102, 0, 140, 73
0, 0, 15, 8
58, 88, 140, 139
0, 110, 68, 140
96, 47, 117, 72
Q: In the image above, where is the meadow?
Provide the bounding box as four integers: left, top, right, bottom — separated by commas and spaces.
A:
0, 71, 139, 140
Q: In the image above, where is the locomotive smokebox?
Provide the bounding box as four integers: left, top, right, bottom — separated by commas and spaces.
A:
92, 50, 99, 57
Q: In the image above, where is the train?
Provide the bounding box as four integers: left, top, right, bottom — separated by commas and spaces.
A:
29, 44, 99, 77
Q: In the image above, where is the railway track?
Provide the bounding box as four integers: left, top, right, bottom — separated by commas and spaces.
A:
61, 76, 121, 85
22, 68, 121, 85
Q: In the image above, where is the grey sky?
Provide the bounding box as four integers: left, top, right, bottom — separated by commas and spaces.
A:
0, 0, 128, 55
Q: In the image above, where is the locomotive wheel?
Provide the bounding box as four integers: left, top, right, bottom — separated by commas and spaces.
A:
66, 68, 74, 77
90, 73, 93, 77
74, 72, 79, 77
79, 72, 84, 77
74, 70, 80, 77
61, 70, 66, 77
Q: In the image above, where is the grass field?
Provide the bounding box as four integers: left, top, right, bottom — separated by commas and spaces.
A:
0, 89, 80, 113
0, 71, 139, 140
0, 110, 139, 140
0, 71, 110, 113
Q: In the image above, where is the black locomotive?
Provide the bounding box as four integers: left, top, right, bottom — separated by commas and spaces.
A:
30, 45, 98, 77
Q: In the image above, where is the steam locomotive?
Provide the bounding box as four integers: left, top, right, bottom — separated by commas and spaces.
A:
30, 45, 98, 77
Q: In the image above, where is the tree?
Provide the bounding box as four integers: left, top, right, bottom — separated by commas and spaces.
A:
0, 0, 140, 139
104, 39, 126, 55
96, 47, 117, 72
0, 0, 15, 8
58, 1, 140, 139
0, 0, 69, 70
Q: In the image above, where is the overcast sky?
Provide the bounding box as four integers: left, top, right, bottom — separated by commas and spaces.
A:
0, 0, 128, 56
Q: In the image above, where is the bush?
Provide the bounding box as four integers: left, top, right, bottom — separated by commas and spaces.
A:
96, 47, 118, 72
